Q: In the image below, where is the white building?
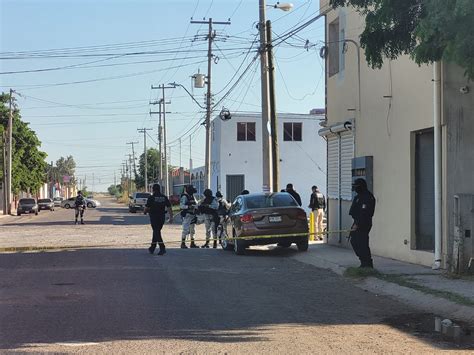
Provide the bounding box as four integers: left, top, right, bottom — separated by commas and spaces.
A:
211, 112, 326, 208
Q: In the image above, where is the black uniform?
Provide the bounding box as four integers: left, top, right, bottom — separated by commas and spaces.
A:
349, 189, 376, 267
309, 191, 326, 211
287, 189, 302, 206
74, 195, 86, 224
146, 192, 171, 254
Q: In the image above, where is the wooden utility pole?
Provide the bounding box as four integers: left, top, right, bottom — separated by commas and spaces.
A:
126, 141, 139, 177
150, 98, 171, 188
137, 128, 153, 192
6, 89, 13, 214
190, 18, 231, 189
266, 20, 280, 192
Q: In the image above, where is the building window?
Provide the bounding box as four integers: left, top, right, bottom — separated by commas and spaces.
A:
328, 18, 340, 77
237, 122, 256, 141
283, 122, 302, 141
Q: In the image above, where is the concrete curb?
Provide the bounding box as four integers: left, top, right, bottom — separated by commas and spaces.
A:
293, 249, 474, 324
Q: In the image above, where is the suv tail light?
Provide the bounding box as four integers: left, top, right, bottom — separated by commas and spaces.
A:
296, 209, 307, 220
240, 214, 254, 223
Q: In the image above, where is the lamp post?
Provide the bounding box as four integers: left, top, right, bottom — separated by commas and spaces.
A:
259, 1, 293, 193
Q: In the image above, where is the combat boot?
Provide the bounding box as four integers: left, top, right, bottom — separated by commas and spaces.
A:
181, 242, 188, 249
190, 241, 199, 248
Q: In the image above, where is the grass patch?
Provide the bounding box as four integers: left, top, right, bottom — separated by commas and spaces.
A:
344, 267, 380, 278
343, 267, 474, 307
377, 274, 474, 307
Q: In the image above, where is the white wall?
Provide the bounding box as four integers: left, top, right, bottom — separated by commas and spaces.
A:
211, 113, 326, 211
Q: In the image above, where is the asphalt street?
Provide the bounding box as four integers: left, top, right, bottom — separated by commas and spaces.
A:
0, 196, 471, 353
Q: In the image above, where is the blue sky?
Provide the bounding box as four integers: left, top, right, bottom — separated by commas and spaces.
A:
1, 0, 325, 191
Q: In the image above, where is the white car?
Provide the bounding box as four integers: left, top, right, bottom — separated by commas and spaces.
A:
61, 197, 100, 209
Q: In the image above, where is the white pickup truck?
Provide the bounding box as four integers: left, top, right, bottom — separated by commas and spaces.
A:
129, 192, 151, 213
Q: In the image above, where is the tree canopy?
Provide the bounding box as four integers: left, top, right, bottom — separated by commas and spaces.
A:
135, 148, 161, 190
330, 0, 474, 79
1, 92, 48, 195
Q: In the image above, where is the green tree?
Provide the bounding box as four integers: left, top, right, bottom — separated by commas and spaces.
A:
52, 155, 76, 184
330, 0, 474, 79
0, 92, 47, 196
135, 148, 161, 190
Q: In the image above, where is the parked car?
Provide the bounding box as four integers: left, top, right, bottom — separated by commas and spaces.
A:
53, 197, 64, 207
222, 192, 309, 255
61, 197, 100, 209
129, 192, 151, 213
38, 198, 55, 211
85, 197, 101, 208
17, 198, 39, 216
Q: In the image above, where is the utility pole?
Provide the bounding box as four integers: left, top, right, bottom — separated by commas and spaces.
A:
127, 141, 139, 178
189, 134, 193, 185
150, 98, 171, 188
2, 131, 7, 215
266, 20, 280, 192
128, 154, 133, 193
137, 128, 153, 192
179, 137, 182, 168
191, 18, 231, 189
259, 2, 271, 193
151, 84, 174, 195
6, 89, 13, 214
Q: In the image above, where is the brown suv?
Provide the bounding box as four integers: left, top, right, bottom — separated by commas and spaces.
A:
222, 192, 309, 255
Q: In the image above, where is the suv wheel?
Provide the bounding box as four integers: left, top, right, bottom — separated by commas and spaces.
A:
87, 202, 93, 208
35, 211, 38, 216
296, 238, 309, 252
64, 204, 70, 209
17, 212, 21, 216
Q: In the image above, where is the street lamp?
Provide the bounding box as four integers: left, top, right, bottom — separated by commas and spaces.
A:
270, 2, 294, 11
259, 1, 293, 193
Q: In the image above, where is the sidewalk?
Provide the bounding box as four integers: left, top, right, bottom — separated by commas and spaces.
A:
293, 243, 474, 324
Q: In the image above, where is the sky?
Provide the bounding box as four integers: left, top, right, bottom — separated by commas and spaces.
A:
0, 0, 326, 192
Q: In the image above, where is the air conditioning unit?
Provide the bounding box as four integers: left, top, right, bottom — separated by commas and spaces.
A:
453, 194, 474, 274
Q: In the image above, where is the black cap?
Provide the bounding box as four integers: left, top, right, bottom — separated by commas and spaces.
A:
216, 191, 223, 198
152, 184, 161, 193
352, 178, 367, 189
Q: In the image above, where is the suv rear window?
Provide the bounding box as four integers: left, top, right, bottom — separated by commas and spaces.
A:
20, 199, 35, 204
245, 194, 298, 209
135, 193, 151, 198
38, 199, 51, 203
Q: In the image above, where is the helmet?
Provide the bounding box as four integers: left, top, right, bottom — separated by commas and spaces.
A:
215, 191, 223, 198
203, 189, 213, 197
77, 191, 82, 195
185, 185, 197, 194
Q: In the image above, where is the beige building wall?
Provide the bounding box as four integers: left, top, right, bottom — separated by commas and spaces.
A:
321, 2, 437, 266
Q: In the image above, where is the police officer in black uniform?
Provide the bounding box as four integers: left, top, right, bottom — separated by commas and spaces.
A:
74, 191, 86, 225
145, 184, 173, 256
349, 178, 376, 268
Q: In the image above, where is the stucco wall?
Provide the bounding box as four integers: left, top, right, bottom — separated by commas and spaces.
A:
211, 113, 326, 211
323, 3, 438, 266
444, 63, 474, 269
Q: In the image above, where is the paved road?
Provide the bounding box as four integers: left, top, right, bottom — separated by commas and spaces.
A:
0, 196, 471, 353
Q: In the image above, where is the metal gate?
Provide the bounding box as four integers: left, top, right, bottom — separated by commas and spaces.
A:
226, 175, 245, 203
415, 129, 435, 250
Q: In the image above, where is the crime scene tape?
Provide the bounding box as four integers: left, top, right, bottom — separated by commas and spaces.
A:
0, 229, 352, 253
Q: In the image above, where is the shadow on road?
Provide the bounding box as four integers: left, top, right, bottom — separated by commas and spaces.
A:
1, 247, 472, 351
